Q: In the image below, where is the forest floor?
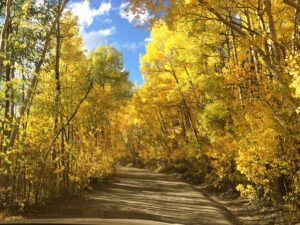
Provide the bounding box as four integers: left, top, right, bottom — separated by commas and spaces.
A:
19, 165, 241, 225
193, 183, 299, 225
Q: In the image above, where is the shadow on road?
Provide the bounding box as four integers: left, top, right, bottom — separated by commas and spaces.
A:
27, 166, 242, 225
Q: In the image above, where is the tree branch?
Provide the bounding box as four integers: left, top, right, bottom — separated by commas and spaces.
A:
9, 0, 69, 148
44, 81, 94, 161
283, 0, 300, 10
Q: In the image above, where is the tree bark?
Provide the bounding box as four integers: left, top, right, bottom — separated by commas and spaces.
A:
0, 0, 13, 78
9, 0, 69, 149
264, 0, 282, 70
283, 0, 300, 10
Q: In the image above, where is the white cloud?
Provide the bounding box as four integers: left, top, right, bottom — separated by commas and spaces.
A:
82, 27, 116, 50
122, 42, 144, 51
71, 1, 112, 29
69, 1, 115, 50
119, 2, 149, 25
144, 37, 153, 43
119, 3, 135, 23
114, 41, 145, 52
35, 0, 44, 7
103, 18, 113, 24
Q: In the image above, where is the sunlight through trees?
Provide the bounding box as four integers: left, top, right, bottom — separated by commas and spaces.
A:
126, 0, 300, 209
0, 0, 299, 218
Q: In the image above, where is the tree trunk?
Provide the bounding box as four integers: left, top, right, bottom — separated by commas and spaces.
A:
9, 0, 69, 150
0, 0, 13, 78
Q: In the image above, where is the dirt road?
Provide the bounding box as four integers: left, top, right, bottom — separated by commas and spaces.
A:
26, 166, 241, 225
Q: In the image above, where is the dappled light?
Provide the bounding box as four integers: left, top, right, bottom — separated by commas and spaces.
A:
28, 166, 239, 225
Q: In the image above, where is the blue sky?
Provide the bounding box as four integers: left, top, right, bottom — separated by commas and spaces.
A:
70, 0, 151, 85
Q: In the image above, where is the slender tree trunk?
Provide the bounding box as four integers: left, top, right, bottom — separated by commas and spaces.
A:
293, 6, 300, 53
166, 60, 200, 146
0, 15, 12, 189
53, 0, 62, 163
53, 0, 67, 192
264, 0, 282, 71
9, 0, 69, 149
231, 29, 238, 64
2, 65, 11, 152
0, 0, 13, 78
